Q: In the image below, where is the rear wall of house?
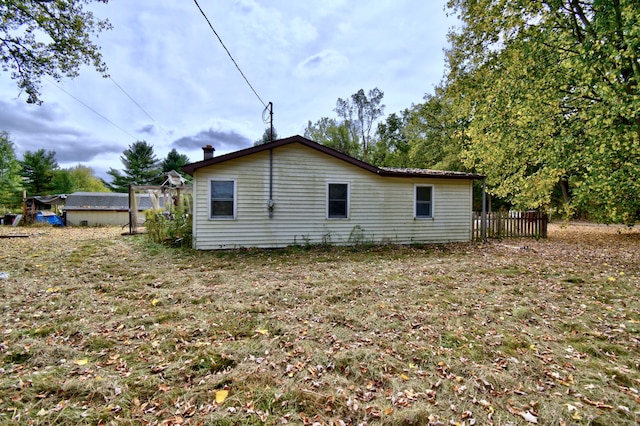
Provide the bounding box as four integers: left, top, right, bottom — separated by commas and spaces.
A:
192, 143, 474, 249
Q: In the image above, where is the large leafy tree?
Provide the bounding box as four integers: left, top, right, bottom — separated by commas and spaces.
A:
52, 165, 109, 193
370, 111, 411, 167
0, 131, 23, 208
107, 141, 161, 192
1, 0, 111, 104
445, 0, 640, 223
404, 88, 468, 172
335, 88, 385, 160
304, 117, 360, 158
20, 148, 58, 194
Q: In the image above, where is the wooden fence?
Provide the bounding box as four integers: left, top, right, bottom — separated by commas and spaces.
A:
472, 211, 548, 240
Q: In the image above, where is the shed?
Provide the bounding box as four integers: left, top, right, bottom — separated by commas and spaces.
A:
63, 192, 164, 226
182, 135, 484, 249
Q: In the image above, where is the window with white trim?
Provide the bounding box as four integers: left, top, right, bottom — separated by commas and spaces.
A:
327, 183, 349, 219
210, 180, 236, 219
415, 185, 433, 218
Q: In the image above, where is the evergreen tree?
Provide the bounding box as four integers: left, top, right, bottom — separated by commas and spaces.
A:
161, 148, 190, 175
107, 141, 161, 192
20, 149, 58, 195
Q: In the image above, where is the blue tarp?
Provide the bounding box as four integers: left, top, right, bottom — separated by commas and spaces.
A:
35, 212, 64, 226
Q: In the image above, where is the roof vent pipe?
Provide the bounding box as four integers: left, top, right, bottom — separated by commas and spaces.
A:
203, 145, 215, 160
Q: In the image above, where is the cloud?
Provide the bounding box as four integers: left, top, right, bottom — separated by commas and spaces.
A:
294, 49, 349, 79
172, 129, 252, 153
0, 100, 123, 163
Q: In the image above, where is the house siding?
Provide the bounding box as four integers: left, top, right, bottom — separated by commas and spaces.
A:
66, 211, 130, 226
192, 143, 474, 249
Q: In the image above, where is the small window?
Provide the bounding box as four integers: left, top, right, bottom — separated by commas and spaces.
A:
415, 185, 433, 218
210, 180, 235, 219
327, 183, 349, 219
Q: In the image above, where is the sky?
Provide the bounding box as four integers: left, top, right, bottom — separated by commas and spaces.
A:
1, 0, 458, 181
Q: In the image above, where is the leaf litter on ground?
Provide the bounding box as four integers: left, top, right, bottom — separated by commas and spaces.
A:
0, 224, 638, 425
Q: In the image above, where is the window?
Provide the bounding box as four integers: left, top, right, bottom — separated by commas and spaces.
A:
210, 180, 235, 219
415, 185, 433, 218
327, 183, 349, 219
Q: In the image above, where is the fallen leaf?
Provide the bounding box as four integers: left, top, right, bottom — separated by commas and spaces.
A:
74, 358, 89, 366
520, 410, 538, 423
215, 389, 229, 404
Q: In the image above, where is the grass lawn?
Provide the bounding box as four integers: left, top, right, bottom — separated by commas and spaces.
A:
0, 223, 638, 425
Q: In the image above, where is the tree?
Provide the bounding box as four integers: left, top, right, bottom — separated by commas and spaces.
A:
445, 0, 640, 223
335, 88, 385, 160
370, 111, 411, 167
161, 148, 190, 175
20, 148, 58, 194
304, 117, 360, 158
254, 127, 278, 146
1, 0, 111, 104
52, 165, 109, 193
107, 141, 161, 192
404, 88, 467, 172
0, 131, 23, 208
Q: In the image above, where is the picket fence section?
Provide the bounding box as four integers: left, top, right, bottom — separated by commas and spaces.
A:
472, 211, 548, 240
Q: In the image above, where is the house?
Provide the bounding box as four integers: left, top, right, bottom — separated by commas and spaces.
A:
182, 135, 484, 249
63, 192, 165, 226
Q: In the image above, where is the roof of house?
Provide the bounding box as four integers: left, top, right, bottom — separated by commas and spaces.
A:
182, 135, 484, 180
64, 192, 165, 211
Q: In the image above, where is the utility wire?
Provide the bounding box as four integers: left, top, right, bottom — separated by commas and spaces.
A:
192, 0, 267, 108
45, 77, 138, 141
108, 76, 172, 138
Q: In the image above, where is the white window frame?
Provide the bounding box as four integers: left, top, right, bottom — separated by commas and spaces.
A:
209, 178, 237, 220
414, 185, 434, 219
326, 182, 350, 219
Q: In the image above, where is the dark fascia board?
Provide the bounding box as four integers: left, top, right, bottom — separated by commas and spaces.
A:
181, 134, 484, 180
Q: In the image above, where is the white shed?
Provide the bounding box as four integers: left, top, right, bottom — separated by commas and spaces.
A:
63, 192, 164, 226
182, 135, 484, 249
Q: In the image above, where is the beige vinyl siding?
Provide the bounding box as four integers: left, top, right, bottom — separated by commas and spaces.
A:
192, 143, 474, 249
66, 211, 129, 226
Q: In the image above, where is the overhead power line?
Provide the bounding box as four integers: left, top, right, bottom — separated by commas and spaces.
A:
45, 77, 138, 141
108, 76, 172, 138
192, 0, 267, 108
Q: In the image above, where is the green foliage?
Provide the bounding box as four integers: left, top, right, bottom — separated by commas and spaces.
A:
160, 148, 190, 176
254, 127, 278, 146
20, 148, 58, 195
0, 0, 111, 104
0, 131, 23, 208
370, 111, 411, 167
445, 0, 640, 223
335, 88, 385, 160
304, 117, 360, 157
144, 198, 192, 247
107, 141, 161, 192
52, 165, 110, 194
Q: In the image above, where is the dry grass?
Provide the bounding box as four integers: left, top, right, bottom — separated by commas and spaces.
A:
0, 223, 638, 425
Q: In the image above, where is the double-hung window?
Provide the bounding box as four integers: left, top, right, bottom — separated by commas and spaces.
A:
415, 185, 433, 218
210, 180, 236, 219
327, 183, 349, 219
